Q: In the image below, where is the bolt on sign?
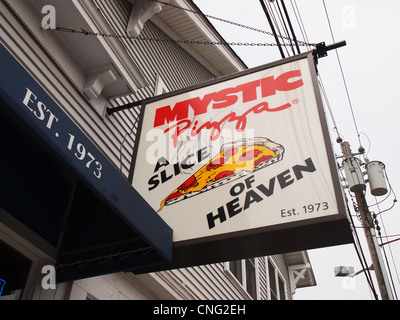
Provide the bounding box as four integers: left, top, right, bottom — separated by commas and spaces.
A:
129, 52, 353, 271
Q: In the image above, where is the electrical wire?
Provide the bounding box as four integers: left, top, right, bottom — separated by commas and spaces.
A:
289, 4, 379, 298
309, 3, 387, 298
373, 166, 399, 298
342, 161, 399, 299
345, 194, 379, 299
280, 0, 301, 54
337, 160, 383, 299
317, 74, 342, 141
379, 234, 400, 239
336, 164, 378, 298
285, 0, 344, 141
268, 0, 292, 56
322, 0, 363, 150
289, 0, 311, 52
275, 0, 296, 55
318, 7, 399, 297
374, 203, 400, 299
379, 238, 400, 246
268, 1, 289, 56
262, 0, 302, 57
359, 132, 371, 158
260, 0, 286, 58
380, 236, 399, 300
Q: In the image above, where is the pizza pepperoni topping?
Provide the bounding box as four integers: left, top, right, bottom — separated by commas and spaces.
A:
224, 147, 238, 158
215, 170, 233, 181
239, 148, 261, 161
206, 157, 225, 170
178, 175, 197, 191
254, 155, 273, 166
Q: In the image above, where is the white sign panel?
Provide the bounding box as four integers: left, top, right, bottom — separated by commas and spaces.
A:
131, 53, 343, 244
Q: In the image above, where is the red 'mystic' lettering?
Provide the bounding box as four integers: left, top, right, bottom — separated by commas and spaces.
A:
261, 70, 303, 97
153, 104, 188, 127
153, 93, 215, 127
153, 69, 303, 128
212, 87, 239, 109
164, 101, 293, 147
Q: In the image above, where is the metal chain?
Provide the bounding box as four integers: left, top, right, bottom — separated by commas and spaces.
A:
155, 0, 316, 47
54, 27, 308, 47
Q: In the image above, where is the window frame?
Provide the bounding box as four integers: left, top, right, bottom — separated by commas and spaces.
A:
267, 257, 287, 300
224, 258, 259, 300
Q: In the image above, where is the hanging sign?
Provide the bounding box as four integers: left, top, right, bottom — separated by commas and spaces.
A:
129, 53, 352, 270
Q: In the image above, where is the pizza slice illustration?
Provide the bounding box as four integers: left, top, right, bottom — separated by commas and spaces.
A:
157, 137, 284, 212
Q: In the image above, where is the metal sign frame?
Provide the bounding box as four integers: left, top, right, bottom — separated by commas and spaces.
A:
129, 52, 352, 271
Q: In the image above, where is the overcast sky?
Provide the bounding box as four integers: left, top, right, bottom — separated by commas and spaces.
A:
194, 0, 400, 300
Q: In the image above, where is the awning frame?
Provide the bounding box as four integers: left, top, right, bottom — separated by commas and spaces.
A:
0, 43, 173, 282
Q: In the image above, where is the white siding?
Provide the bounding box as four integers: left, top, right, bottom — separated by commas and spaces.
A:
94, 0, 217, 177
257, 257, 268, 300
1, 2, 132, 177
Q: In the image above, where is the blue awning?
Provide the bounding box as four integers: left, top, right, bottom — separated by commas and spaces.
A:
0, 43, 172, 282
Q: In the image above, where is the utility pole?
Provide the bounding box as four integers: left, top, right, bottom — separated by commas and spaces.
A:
340, 140, 394, 300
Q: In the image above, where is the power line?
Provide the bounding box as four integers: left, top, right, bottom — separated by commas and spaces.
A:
372, 167, 400, 298
289, 0, 311, 52
279, 0, 301, 54
314, 1, 396, 298
337, 164, 379, 298
259, 0, 304, 58
317, 75, 342, 140
379, 234, 400, 239
285, 0, 343, 140
322, 0, 363, 149
318, 3, 397, 296
374, 208, 400, 299
267, 0, 292, 57
286, 9, 371, 293
345, 193, 379, 299
259, 0, 285, 58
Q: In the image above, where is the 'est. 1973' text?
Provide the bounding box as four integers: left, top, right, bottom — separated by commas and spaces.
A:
281, 202, 329, 217
22, 88, 103, 179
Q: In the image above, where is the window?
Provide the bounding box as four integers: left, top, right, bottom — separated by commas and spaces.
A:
278, 276, 286, 300
268, 259, 286, 300
229, 260, 242, 284
268, 260, 278, 300
226, 259, 257, 299
245, 258, 256, 299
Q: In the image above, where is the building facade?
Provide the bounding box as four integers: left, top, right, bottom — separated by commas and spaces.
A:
0, 0, 315, 300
